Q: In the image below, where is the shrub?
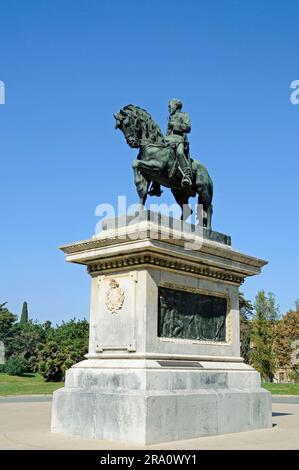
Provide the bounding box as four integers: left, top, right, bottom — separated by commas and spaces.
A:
5, 356, 28, 376
37, 319, 89, 382
9, 321, 46, 368
27, 355, 39, 373
38, 341, 65, 382
38, 339, 88, 382
288, 369, 299, 383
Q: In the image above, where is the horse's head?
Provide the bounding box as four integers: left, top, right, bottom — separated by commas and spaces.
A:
114, 107, 141, 148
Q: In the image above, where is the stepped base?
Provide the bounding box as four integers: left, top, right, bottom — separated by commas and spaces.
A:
51, 360, 272, 445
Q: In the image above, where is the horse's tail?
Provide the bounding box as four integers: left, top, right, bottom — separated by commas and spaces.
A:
207, 173, 213, 203
191, 158, 213, 205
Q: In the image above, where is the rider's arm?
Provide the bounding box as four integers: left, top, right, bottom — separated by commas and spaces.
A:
184, 114, 191, 133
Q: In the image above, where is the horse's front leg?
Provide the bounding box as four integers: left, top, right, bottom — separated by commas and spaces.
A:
132, 159, 140, 183
140, 192, 148, 207
132, 159, 149, 207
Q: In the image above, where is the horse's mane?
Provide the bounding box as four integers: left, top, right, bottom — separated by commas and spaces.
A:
123, 104, 165, 143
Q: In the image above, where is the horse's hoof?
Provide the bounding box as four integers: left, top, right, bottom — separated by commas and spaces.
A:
148, 189, 163, 197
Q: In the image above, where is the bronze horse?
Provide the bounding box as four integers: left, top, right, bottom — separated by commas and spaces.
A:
114, 104, 213, 229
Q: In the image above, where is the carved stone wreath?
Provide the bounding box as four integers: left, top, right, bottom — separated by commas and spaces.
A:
105, 279, 125, 314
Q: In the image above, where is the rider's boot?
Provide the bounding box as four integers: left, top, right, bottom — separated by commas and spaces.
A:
148, 182, 163, 197
181, 167, 192, 188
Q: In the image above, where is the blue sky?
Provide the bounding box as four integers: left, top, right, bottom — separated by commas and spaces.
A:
0, 0, 298, 323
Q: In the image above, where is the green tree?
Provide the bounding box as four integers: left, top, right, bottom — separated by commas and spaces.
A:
11, 320, 47, 370
0, 301, 45, 368
0, 302, 17, 336
250, 290, 280, 382
20, 301, 29, 324
1, 304, 89, 378
273, 303, 299, 379
239, 292, 253, 364
0, 302, 18, 357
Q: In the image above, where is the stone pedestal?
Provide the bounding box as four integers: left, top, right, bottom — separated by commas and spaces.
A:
51, 211, 272, 445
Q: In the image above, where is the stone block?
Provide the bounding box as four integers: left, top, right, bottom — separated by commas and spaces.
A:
52, 213, 271, 444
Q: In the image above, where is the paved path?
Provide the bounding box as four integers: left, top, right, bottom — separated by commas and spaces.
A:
271, 396, 299, 404
1, 394, 298, 404
0, 395, 52, 403
0, 397, 298, 449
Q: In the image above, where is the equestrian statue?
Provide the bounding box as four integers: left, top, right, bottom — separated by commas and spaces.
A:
114, 99, 213, 229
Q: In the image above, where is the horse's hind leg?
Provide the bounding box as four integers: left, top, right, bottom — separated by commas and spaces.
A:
206, 204, 213, 231
140, 191, 148, 207
197, 194, 212, 230
171, 189, 193, 220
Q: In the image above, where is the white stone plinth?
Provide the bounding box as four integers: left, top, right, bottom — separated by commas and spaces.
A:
52, 212, 272, 444
52, 359, 271, 445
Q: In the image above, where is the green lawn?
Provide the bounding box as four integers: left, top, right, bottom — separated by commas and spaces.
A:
262, 382, 299, 395
1, 373, 298, 397
0, 373, 64, 396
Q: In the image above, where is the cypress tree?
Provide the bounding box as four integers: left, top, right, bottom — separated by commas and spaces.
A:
20, 302, 28, 324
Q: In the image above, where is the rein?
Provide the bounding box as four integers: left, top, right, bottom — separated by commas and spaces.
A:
139, 139, 174, 149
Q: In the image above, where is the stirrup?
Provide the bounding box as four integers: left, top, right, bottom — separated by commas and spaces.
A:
181, 171, 192, 187
182, 177, 192, 188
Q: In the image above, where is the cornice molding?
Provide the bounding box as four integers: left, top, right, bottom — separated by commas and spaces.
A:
87, 251, 244, 285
